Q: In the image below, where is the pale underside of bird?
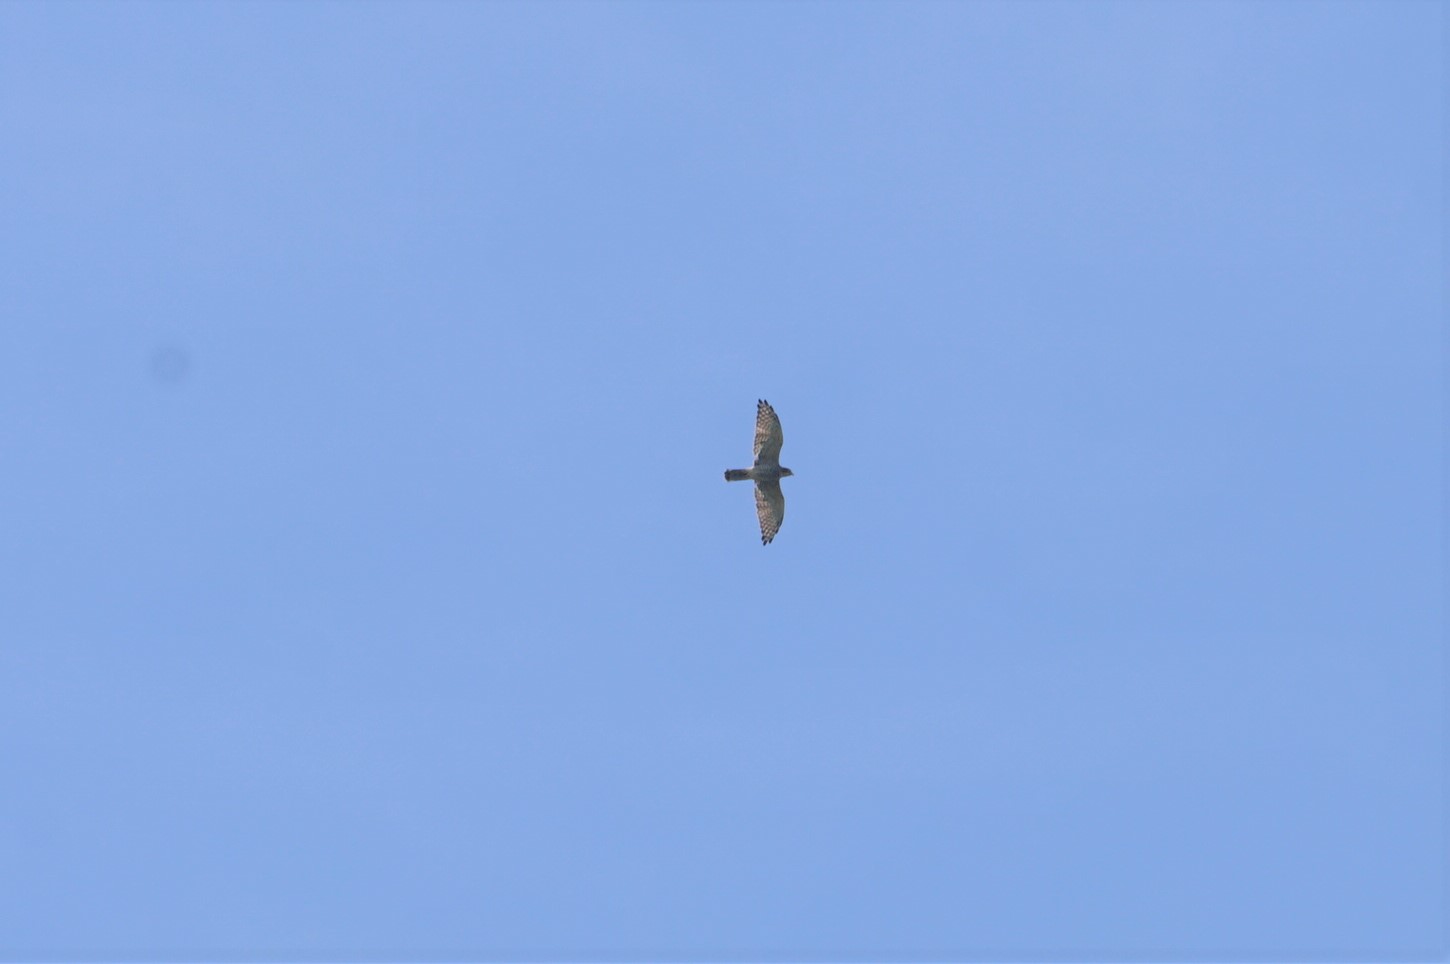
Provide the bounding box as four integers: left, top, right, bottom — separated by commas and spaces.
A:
723, 399, 793, 545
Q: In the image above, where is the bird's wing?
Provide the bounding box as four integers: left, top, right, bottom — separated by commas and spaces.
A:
753, 399, 784, 464
754, 480, 785, 545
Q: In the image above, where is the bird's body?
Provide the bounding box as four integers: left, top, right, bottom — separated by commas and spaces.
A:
723, 464, 789, 484
724, 399, 793, 545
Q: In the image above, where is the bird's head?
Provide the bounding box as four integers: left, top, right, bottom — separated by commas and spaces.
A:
781, 467, 794, 478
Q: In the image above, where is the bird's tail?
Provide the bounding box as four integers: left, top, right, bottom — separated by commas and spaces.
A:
724, 469, 752, 482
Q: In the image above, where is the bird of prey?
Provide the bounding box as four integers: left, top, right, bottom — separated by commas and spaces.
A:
724, 399, 794, 545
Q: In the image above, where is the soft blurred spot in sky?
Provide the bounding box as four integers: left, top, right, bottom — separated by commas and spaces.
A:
0, 1, 1442, 960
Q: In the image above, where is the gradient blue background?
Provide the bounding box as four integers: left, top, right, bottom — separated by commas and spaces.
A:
1, 1, 1442, 959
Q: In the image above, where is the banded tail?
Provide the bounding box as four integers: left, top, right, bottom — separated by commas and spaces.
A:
724, 468, 752, 482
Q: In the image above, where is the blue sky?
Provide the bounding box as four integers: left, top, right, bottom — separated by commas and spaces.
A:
0, 1, 1442, 959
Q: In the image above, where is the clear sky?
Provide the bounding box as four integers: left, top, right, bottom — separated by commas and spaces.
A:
0, 1, 1442, 960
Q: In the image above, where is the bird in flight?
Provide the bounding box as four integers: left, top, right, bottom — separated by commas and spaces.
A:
724, 399, 794, 545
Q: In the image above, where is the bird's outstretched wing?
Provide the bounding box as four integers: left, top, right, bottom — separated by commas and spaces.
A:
754, 480, 785, 545
753, 399, 784, 465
